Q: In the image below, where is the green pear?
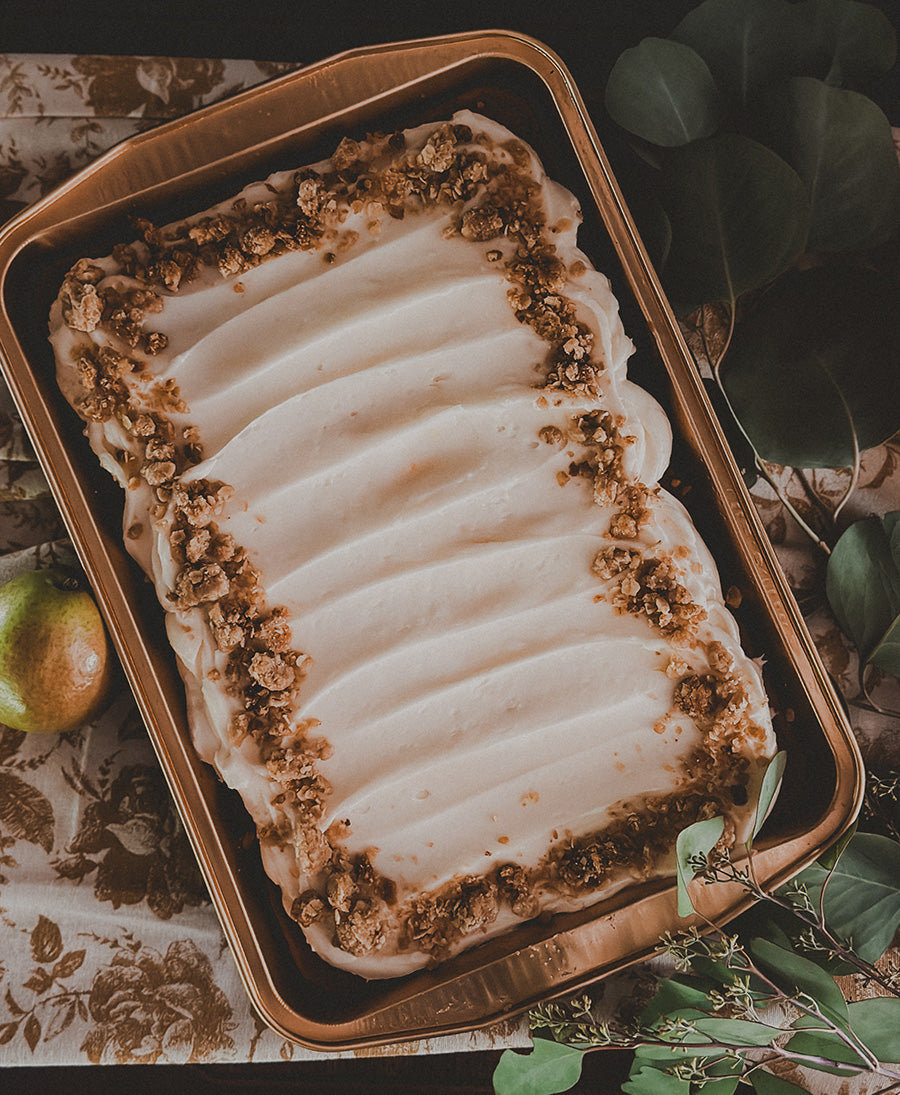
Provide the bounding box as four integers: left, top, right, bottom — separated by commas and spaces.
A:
0, 566, 114, 733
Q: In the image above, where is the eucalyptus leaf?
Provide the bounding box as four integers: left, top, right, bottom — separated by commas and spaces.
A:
493, 1038, 585, 1095
846, 998, 900, 1064
827, 512, 900, 672
699, 1076, 740, 1095
790, 0, 897, 85
816, 821, 857, 872
639, 976, 715, 1027
623, 1063, 692, 1095
783, 1025, 865, 1074
676, 815, 724, 916
749, 938, 849, 1027
750, 751, 786, 846
786, 831, 900, 963
689, 1016, 785, 1047
689, 954, 752, 991
605, 37, 726, 147
719, 266, 900, 468
633, 1041, 711, 1064
872, 615, 900, 679
613, 157, 673, 270
670, 0, 800, 106
658, 133, 808, 312
733, 898, 857, 978
762, 76, 900, 251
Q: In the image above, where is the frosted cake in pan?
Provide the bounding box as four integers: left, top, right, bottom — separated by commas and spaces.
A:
49, 110, 776, 978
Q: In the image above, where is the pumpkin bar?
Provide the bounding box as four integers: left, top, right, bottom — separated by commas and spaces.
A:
49, 111, 776, 978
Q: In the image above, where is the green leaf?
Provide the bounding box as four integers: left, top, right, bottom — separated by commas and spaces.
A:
633, 1041, 711, 1065
784, 1025, 867, 1074
605, 37, 726, 147
750, 1070, 810, 1094
763, 77, 900, 251
670, 0, 799, 106
816, 821, 857, 873
629, 1045, 741, 1095
612, 156, 673, 270
639, 976, 714, 1027
689, 1015, 786, 1046
872, 616, 900, 679
826, 512, 900, 672
749, 938, 849, 1027
788, 831, 900, 963
846, 998, 900, 1064
676, 815, 724, 916
719, 266, 900, 468
492, 1038, 585, 1095
733, 898, 857, 978
623, 1063, 691, 1095
790, 0, 897, 86
697, 1073, 740, 1095
658, 133, 809, 312
750, 751, 786, 845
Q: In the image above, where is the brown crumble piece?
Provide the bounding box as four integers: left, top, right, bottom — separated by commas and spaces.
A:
312, 852, 395, 957
402, 875, 499, 959
334, 900, 387, 957
292, 889, 326, 927
674, 674, 722, 725
593, 547, 707, 639
607, 482, 651, 540
497, 864, 539, 919
554, 789, 729, 893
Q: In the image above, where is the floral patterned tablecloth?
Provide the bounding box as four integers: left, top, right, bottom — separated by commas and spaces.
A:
0, 52, 895, 1076
0, 53, 535, 1066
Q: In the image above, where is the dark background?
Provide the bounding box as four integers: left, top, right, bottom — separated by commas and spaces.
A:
0, 0, 897, 1091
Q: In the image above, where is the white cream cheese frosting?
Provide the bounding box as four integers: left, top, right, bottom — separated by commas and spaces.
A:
49, 111, 776, 978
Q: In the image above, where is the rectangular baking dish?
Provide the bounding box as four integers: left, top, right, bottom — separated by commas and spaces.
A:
0, 31, 864, 1049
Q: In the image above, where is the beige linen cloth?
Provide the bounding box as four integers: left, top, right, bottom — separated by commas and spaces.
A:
0, 52, 895, 1080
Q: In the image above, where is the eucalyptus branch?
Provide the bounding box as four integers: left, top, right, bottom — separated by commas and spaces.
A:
695, 849, 900, 997
865, 773, 900, 844
675, 931, 893, 1077
533, 990, 900, 1084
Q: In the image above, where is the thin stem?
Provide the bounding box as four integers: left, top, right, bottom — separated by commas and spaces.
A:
793, 467, 837, 524
832, 433, 861, 524
705, 303, 836, 557
830, 382, 863, 523
583, 1022, 900, 1082
749, 1047, 900, 1084
754, 457, 833, 556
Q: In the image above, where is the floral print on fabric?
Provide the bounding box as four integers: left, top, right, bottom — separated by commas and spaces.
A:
80, 937, 235, 1064
54, 762, 207, 920
70, 56, 227, 118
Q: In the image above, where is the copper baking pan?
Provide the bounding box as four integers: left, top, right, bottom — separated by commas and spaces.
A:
0, 31, 864, 1049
